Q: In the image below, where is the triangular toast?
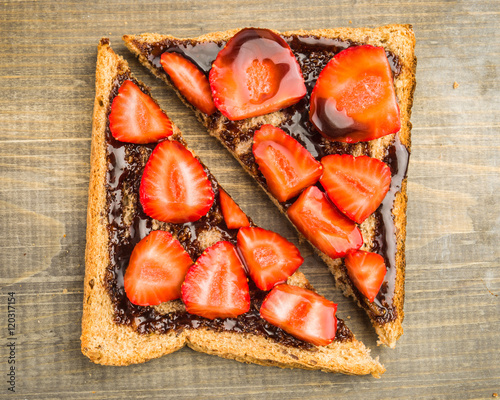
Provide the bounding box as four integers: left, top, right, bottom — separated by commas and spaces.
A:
123, 25, 416, 348
81, 39, 384, 377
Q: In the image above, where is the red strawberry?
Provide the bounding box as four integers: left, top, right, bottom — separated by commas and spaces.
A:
219, 189, 250, 230
124, 230, 193, 306
237, 227, 303, 291
253, 125, 323, 202
109, 80, 173, 144
181, 241, 250, 320
160, 52, 216, 115
320, 154, 391, 223
344, 250, 387, 302
287, 186, 363, 259
309, 45, 401, 143
140, 140, 214, 223
209, 28, 306, 120
260, 284, 337, 346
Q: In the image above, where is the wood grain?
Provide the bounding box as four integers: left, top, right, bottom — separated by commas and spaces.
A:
0, 0, 499, 399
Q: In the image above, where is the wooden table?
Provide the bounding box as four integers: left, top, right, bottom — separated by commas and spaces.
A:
1, 1, 499, 398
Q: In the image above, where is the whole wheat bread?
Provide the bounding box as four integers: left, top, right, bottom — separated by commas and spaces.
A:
81, 39, 385, 377
123, 25, 416, 348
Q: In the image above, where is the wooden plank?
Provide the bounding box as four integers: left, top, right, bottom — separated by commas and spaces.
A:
0, 0, 499, 398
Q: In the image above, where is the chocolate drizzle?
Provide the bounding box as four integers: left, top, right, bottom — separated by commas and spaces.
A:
370, 136, 409, 317
138, 39, 225, 76
130, 32, 408, 325
103, 73, 352, 348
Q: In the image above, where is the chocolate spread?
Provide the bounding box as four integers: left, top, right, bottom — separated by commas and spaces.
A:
131, 33, 408, 325
103, 73, 353, 348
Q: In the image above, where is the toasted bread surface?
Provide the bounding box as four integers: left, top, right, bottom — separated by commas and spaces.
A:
123, 25, 416, 348
81, 39, 385, 377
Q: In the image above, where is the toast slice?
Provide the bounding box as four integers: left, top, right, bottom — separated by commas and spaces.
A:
123, 25, 416, 348
81, 39, 385, 377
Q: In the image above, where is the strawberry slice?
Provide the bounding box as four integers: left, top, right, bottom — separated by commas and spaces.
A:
253, 125, 323, 202
309, 45, 401, 143
124, 230, 193, 306
320, 154, 391, 223
260, 284, 337, 346
209, 28, 306, 120
181, 241, 250, 320
237, 227, 303, 291
109, 80, 173, 144
344, 250, 387, 302
287, 186, 363, 259
140, 140, 214, 223
160, 52, 216, 115
219, 189, 250, 230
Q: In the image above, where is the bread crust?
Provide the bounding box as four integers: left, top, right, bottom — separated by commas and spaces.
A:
81, 39, 385, 376
123, 25, 417, 348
